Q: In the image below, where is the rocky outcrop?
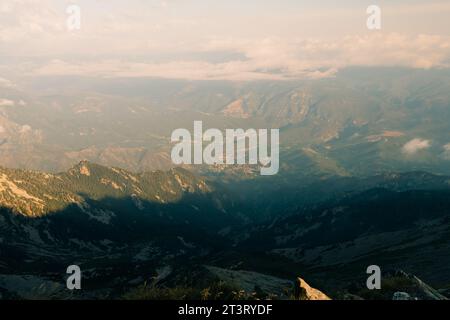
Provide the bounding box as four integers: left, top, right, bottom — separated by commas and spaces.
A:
386, 270, 448, 300
294, 277, 331, 300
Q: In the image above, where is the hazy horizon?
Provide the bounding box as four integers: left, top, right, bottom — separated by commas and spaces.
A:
1, 0, 450, 81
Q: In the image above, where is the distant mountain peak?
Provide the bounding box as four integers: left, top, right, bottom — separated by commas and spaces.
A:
69, 160, 95, 175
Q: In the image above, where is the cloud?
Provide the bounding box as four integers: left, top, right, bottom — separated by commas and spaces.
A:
31, 58, 331, 81
0, 77, 15, 88
0, 99, 15, 107
2, 1, 450, 80
27, 33, 450, 80
0, 0, 63, 44
402, 138, 431, 155
443, 143, 450, 160
19, 124, 32, 133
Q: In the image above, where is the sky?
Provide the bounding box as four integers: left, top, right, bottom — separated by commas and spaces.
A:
1, 0, 450, 80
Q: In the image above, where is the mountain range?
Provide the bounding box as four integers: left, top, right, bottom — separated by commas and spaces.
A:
1, 160, 450, 299
1, 68, 450, 177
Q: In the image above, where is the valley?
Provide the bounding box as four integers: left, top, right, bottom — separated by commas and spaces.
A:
0, 160, 449, 300
1, 68, 450, 177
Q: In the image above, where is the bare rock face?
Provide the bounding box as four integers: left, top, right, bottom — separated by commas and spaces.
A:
294, 277, 331, 300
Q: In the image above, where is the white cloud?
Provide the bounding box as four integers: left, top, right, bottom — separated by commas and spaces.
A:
0, 99, 15, 107
402, 138, 431, 155
443, 143, 450, 159
32, 58, 315, 81
0, 0, 63, 45
2, 1, 450, 80
0, 77, 15, 88
28, 33, 450, 80
19, 124, 32, 133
